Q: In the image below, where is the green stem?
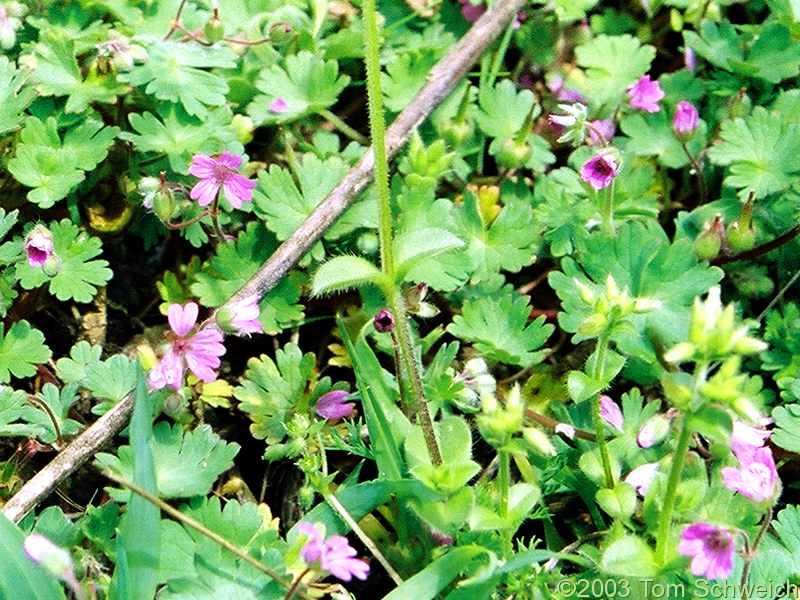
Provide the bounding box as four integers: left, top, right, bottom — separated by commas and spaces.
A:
487, 21, 515, 88
601, 180, 615, 236
317, 109, 369, 145
655, 416, 693, 566
499, 450, 510, 519
591, 334, 614, 489
740, 506, 773, 600
362, 0, 394, 278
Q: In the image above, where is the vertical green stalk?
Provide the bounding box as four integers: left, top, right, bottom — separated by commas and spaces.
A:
655, 416, 692, 565
591, 333, 614, 488
362, 0, 442, 466
601, 181, 615, 237
498, 449, 512, 555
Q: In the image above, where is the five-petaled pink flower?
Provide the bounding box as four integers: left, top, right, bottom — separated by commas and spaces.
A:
24, 226, 54, 268
225, 294, 263, 336
627, 75, 664, 113
580, 153, 618, 190
148, 302, 226, 390
599, 395, 623, 431
673, 101, 699, 137
678, 522, 734, 580
297, 522, 369, 582
721, 446, 780, 504
315, 390, 355, 420
188, 151, 257, 209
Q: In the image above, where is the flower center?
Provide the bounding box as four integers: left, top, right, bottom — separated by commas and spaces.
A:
707, 530, 730, 552
213, 163, 233, 183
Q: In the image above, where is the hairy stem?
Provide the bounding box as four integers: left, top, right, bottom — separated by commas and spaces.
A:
590, 333, 614, 488
655, 416, 693, 565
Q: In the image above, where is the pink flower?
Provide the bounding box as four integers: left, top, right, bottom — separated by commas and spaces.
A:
627, 75, 664, 113
673, 101, 699, 137
188, 151, 257, 209
225, 294, 263, 336
685, 47, 697, 73
374, 309, 395, 332
587, 119, 615, 146
297, 522, 369, 582
624, 463, 659, 496
24, 226, 54, 267
730, 420, 770, 462
636, 414, 671, 448
315, 390, 355, 420
458, 0, 485, 23
268, 97, 290, 113
679, 522, 734, 580
599, 395, 623, 431
148, 303, 226, 390
580, 153, 618, 190
721, 446, 779, 504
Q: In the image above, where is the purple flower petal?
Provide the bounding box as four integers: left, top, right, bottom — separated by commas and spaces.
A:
268, 98, 290, 113
188, 154, 218, 178
673, 101, 699, 136
678, 522, 734, 581
599, 395, 623, 431
190, 178, 221, 207
627, 74, 664, 113
168, 303, 198, 337
148, 348, 185, 390
580, 153, 618, 190
315, 390, 355, 420
24, 227, 54, 268
216, 150, 242, 170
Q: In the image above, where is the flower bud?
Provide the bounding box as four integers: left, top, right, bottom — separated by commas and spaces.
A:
637, 415, 671, 448
725, 222, 755, 254
693, 215, 723, 260
673, 101, 699, 141
231, 114, 255, 145
374, 309, 394, 332
24, 535, 74, 580
497, 138, 532, 168
204, 16, 225, 43
523, 427, 556, 457
269, 22, 293, 45
24, 225, 54, 268
440, 118, 474, 147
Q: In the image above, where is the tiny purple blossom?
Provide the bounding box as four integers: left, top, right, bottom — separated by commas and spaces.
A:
24, 226, 54, 267
268, 97, 290, 113
580, 153, 618, 190
636, 414, 671, 448
721, 446, 779, 504
678, 522, 734, 580
297, 522, 369, 582
587, 119, 615, 146
315, 390, 355, 420
599, 395, 623, 431
188, 151, 257, 209
227, 294, 263, 336
685, 47, 697, 73
624, 463, 659, 496
148, 303, 226, 390
374, 309, 395, 332
458, 0, 485, 23
627, 75, 664, 113
673, 101, 699, 136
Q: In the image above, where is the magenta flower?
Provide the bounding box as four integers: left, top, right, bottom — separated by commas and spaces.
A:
268, 97, 290, 113
297, 522, 369, 582
627, 75, 664, 113
678, 522, 734, 580
580, 153, 618, 190
599, 395, 623, 431
224, 294, 263, 336
24, 226, 54, 267
730, 420, 771, 462
624, 463, 659, 496
374, 309, 395, 332
188, 151, 257, 209
721, 446, 779, 504
587, 119, 615, 146
315, 390, 355, 420
673, 101, 699, 137
148, 303, 226, 390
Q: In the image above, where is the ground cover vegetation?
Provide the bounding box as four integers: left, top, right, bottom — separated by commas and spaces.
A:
2, 0, 800, 598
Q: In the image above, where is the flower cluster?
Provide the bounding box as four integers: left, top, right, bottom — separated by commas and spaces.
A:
297, 522, 369, 582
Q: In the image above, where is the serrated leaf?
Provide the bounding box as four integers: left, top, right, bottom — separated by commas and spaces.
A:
234, 343, 334, 446
447, 286, 553, 366
29, 31, 128, 113
707, 107, 800, 199
247, 51, 350, 124
96, 422, 239, 499
0, 320, 51, 383
574, 34, 655, 115
382, 50, 438, 112
119, 38, 237, 117
0, 57, 35, 134
683, 20, 742, 71
7, 117, 119, 208
189, 223, 304, 334
619, 110, 707, 169
312, 255, 387, 296
119, 104, 243, 173
771, 404, 800, 452
15, 220, 112, 303
26, 383, 83, 444
0, 386, 46, 438
475, 79, 535, 141
394, 227, 465, 281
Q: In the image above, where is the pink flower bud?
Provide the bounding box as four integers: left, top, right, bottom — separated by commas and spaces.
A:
24, 226, 54, 268
673, 101, 699, 137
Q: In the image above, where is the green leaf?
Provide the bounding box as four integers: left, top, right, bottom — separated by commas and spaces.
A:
405, 417, 479, 494
382, 50, 438, 112
771, 404, 800, 453
26, 383, 83, 444
0, 511, 65, 600
0, 386, 46, 438
596, 482, 637, 520
619, 109, 707, 169
600, 535, 658, 576
0, 57, 35, 134
15, 220, 112, 303
119, 38, 237, 117
0, 320, 51, 383
475, 79, 535, 141
119, 104, 244, 173
29, 31, 127, 113
683, 20, 742, 72
247, 51, 350, 124
96, 422, 239, 499
56, 341, 136, 408
707, 107, 800, 199
7, 117, 119, 208
447, 286, 553, 366
311, 255, 387, 296
189, 223, 304, 334
394, 228, 465, 281
234, 343, 335, 446
574, 34, 655, 115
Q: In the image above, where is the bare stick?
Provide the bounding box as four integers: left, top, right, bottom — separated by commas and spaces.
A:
2, 0, 527, 523
3, 392, 134, 522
